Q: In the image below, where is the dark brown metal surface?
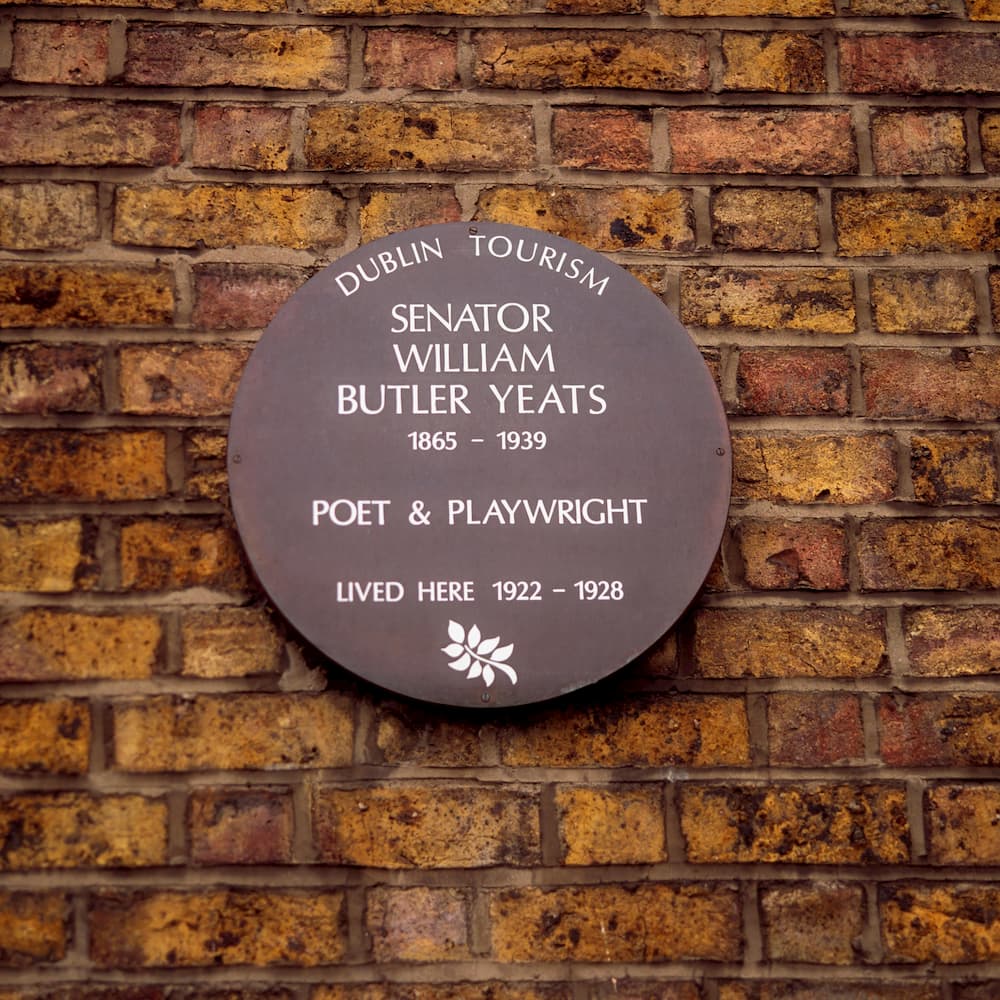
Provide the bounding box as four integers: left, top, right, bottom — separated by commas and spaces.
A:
228, 222, 730, 708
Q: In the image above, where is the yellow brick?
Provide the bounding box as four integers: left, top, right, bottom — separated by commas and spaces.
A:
0, 700, 89, 775
0, 519, 94, 593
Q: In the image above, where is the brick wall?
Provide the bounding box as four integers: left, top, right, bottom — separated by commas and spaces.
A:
1, 0, 999, 996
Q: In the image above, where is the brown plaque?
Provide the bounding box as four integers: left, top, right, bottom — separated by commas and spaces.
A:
228, 222, 730, 707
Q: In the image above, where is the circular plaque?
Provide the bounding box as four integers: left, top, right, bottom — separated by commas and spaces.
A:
228, 222, 730, 708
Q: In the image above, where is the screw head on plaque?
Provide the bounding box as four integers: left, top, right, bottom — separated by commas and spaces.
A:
228, 223, 730, 708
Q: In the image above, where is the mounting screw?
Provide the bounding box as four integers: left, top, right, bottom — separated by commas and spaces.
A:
469, 226, 478, 235
715, 447, 726, 456
481, 691, 491, 703
232, 454, 242, 464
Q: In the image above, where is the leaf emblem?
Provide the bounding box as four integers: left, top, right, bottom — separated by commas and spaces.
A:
441, 620, 517, 688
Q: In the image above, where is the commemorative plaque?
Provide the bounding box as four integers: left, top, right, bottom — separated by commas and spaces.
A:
228, 222, 730, 708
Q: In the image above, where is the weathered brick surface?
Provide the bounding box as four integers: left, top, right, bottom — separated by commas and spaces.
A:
669, 110, 856, 174
191, 263, 306, 332
0, 183, 98, 250
180, 608, 283, 677
313, 784, 540, 868
694, 608, 886, 678
870, 270, 977, 335
113, 693, 353, 772
983, 112, 1000, 171
681, 783, 910, 864
0, 699, 90, 776
12, 21, 109, 85
737, 518, 849, 590
880, 884, 1000, 962
0, 892, 70, 967
489, 884, 742, 961
760, 882, 864, 963
89, 890, 345, 966
551, 108, 652, 171
904, 607, 1000, 677
712, 188, 820, 252
721, 32, 826, 93
114, 185, 346, 251
183, 430, 229, 503
0, 100, 180, 166
366, 887, 471, 961
306, 105, 534, 172
840, 34, 1000, 93
359, 186, 463, 240
125, 26, 348, 89
0, 609, 161, 681
0, 344, 103, 414
192, 106, 293, 171
863, 348, 1000, 420
836, 190, 1000, 255
660, 0, 833, 12
871, 110, 967, 175
498, 694, 750, 767
478, 186, 694, 252
719, 985, 939, 1000
911, 433, 998, 505
859, 519, 1000, 591
188, 787, 294, 864
681, 267, 855, 333
473, 30, 708, 91
736, 349, 849, 415
371, 701, 485, 766
0, 264, 174, 328
0, 431, 166, 502
767, 693, 864, 765
0, 794, 167, 869
732, 434, 896, 504
927, 785, 1000, 865
363, 29, 459, 89
0, 519, 97, 593
555, 784, 667, 865
879, 693, 1000, 766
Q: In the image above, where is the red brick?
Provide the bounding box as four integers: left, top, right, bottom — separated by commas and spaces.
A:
0, 344, 102, 414
737, 518, 849, 591
363, 29, 458, 89
841, 34, 1000, 93
660, 0, 832, 9
473, 30, 708, 91
836, 190, 1000, 255
682, 267, 855, 333
114, 185, 346, 251
880, 693, 1000, 766
872, 110, 967, 175
880, 883, 1000, 962
498, 694, 750, 767
305, 104, 534, 172
721, 32, 826, 93
546, 0, 643, 11
192, 263, 307, 331
904, 607, 1000, 677
0, 699, 90, 775
719, 986, 938, 1000
737, 348, 849, 416
0, 519, 98, 594
113, 693, 353, 772
551, 108, 652, 171
860, 517, 1000, 591
767, 693, 864, 765
761, 882, 864, 964
0, 892, 70, 966
12, 21, 108, 84
366, 887, 471, 962
733, 433, 896, 504
0, 182, 98, 250
118, 517, 247, 592
313, 984, 569, 1000
871, 269, 977, 335
192, 106, 293, 171
555, 784, 666, 865
911, 433, 998, 504
669, 110, 856, 174
89, 890, 345, 967
0, 793, 167, 870
359, 187, 463, 241
478, 186, 694, 252
863, 348, 1000, 420
313, 785, 540, 868
489, 884, 742, 962
695, 608, 887, 678
125, 26, 348, 89
680, 783, 909, 864
0, 431, 166, 502
927, 785, 1000, 865
118, 344, 250, 416
0, 100, 180, 167
303, 0, 528, 11
0, 264, 174, 329
189, 787, 293, 865
712, 187, 820, 252
0, 609, 161, 682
